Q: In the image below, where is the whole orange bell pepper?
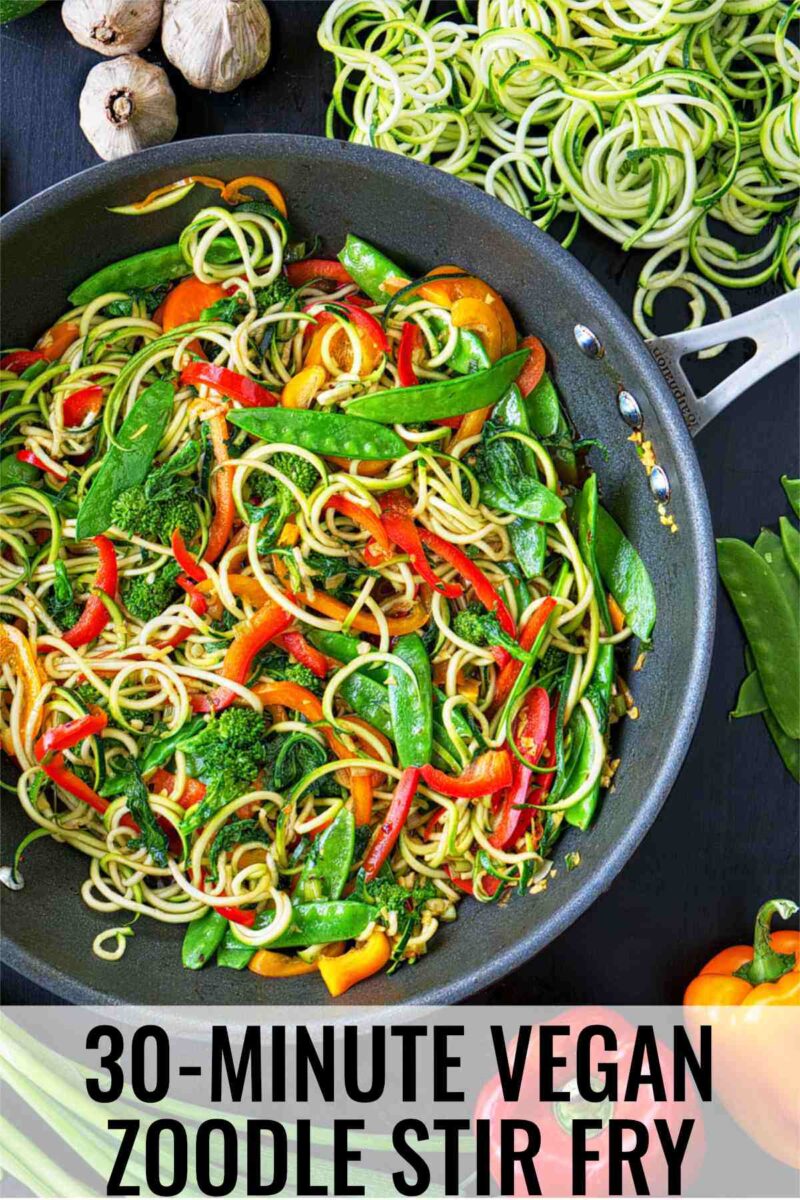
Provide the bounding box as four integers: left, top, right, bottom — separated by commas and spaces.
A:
684, 898, 800, 1168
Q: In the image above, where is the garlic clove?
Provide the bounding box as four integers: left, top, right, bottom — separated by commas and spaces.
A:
79, 55, 178, 161
161, 0, 271, 94
62, 0, 163, 57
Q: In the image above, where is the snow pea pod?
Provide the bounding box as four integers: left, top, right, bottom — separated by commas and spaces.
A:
347, 349, 530, 424
266, 900, 379, 949
779, 516, 800, 581
781, 476, 800, 519
182, 909, 227, 970
308, 628, 389, 684
296, 807, 355, 902
763, 707, 800, 782
338, 234, 488, 374
717, 538, 800, 740
565, 643, 614, 830
731, 670, 767, 718
388, 633, 433, 768
339, 670, 393, 739
525, 372, 577, 482
228, 407, 406, 461
595, 505, 657, 642
754, 528, 799, 618
216, 931, 254, 970
573, 475, 611, 633
68, 239, 241, 306
75, 380, 175, 539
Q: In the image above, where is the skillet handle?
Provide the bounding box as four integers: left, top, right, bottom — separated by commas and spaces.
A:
645, 291, 800, 437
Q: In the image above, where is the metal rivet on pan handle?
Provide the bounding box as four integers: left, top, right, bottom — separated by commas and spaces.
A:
617, 389, 643, 430
649, 465, 671, 503
574, 324, 603, 358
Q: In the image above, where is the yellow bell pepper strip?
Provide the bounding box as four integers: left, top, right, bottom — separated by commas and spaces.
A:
0, 623, 44, 752
192, 599, 294, 713
220, 175, 288, 217
281, 365, 327, 409
451, 297, 503, 363
422, 265, 517, 357
318, 931, 391, 996
684, 899, 800, 1169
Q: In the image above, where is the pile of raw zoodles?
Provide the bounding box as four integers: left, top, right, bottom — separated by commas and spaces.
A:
0, 175, 655, 995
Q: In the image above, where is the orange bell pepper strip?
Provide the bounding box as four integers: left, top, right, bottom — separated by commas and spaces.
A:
193, 599, 294, 713
149, 767, 207, 810
607, 594, 626, 634
684, 899, 800, 1169
286, 260, 353, 288
423, 265, 517, 356
450, 405, 493, 450
249, 951, 320, 977
350, 773, 374, 826
493, 597, 558, 710
252, 680, 350, 761
161, 277, 230, 333
516, 335, 547, 397
204, 413, 236, 562
270, 556, 429, 637
220, 175, 288, 217
36, 320, 80, 362
318, 930, 391, 997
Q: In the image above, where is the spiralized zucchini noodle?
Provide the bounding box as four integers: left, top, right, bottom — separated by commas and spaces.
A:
319, 0, 799, 341
0, 178, 647, 994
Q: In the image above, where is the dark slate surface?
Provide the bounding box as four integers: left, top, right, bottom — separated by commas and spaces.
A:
1, 1, 798, 1009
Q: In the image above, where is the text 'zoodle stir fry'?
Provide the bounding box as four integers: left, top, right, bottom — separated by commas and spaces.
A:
0, 175, 656, 995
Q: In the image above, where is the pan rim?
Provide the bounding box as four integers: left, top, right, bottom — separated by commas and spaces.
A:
0, 134, 716, 1009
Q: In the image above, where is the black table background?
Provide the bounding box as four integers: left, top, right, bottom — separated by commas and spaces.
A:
1, 2, 798, 1008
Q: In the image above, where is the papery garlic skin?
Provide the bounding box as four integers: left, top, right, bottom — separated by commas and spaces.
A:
79, 55, 178, 161
62, 0, 163, 56
161, 0, 271, 93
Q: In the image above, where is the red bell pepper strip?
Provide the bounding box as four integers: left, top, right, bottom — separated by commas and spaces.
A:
490, 688, 551, 850
62, 385, 104, 429
417, 528, 515, 638
204, 413, 235, 564
286, 260, 354, 288
170, 529, 208, 583
379, 492, 463, 598
444, 865, 500, 897
324, 495, 391, 552
363, 766, 421, 880
34, 713, 109, 818
420, 749, 513, 799
192, 598, 294, 713
15, 449, 67, 481
1, 350, 46, 374
275, 630, 328, 680
37, 712, 107, 757
494, 597, 558, 710
180, 362, 280, 409
217, 905, 257, 927
515, 335, 547, 398
62, 536, 118, 649
306, 301, 389, 356
150, 767, 206, 809
397, 321, 423, 388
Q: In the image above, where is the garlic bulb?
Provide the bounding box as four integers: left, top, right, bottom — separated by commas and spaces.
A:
161, 0, 271, 93
79, 55, 178, 161
62, 0, 162, 56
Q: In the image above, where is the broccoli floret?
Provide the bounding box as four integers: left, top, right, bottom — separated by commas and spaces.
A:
284, 661, 324, 696
121, 560, 181, 622
110, 482, 199, 545
249, 451, 320, 543
452, 602, 529, 661
254, 276, 295, 313
45, 561, 80, 631
360, 872, 437, 914
249, 644, 324, 696
178, 708, 270, 834
106, 284, 169, 319
74, 681, 106, 710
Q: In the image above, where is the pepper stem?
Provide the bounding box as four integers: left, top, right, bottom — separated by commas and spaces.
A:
733, 899, 798, 987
